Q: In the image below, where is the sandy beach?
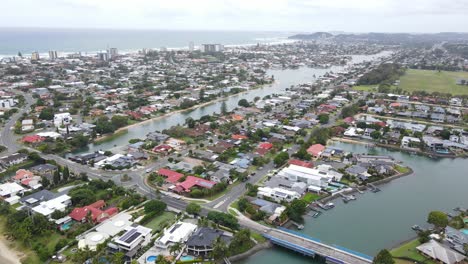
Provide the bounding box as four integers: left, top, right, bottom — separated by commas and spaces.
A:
0, 236, 22, 264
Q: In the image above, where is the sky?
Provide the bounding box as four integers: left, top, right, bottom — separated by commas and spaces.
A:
1, 0, 467, 33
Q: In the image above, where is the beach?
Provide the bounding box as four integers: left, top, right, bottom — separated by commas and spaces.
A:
0, 236, 22, 264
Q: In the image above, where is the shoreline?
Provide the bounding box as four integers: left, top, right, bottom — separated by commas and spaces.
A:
94, 82, 275, 143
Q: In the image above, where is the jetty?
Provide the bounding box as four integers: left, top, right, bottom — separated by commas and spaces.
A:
367, 183, 381, 193
339, 193, 357, 203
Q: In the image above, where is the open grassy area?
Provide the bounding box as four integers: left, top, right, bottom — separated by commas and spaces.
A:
302, 192, 321, 203
390, 239, 436, 264
351, 85, 379, 92
250, 231, 267, 243
394, 165, 411, 174
399, 69, 468, 95
143, 211, 176, 232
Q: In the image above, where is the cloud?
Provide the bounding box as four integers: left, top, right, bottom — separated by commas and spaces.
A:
0, 0, 467, 32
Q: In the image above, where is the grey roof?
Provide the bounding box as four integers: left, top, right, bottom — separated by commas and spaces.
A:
186, 227, 231, 247
20, 190, 59, 204
30, 163, 58, 172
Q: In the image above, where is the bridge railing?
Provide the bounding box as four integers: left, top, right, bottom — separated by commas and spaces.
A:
277, 227, 322, 243
331, 245, 374, 261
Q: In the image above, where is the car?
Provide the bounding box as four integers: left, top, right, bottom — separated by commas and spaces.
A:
145, 168, 152, 173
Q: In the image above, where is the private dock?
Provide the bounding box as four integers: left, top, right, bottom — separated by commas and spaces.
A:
367, 183, 381, 193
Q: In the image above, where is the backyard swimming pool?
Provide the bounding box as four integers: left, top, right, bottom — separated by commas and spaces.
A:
147, 256, 158, 262
462, 229, 468, 235
180, 256, 195, 261
60, 221, 73, 231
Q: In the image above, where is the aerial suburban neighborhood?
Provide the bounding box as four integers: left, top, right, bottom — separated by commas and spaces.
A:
0, 29, 468, 264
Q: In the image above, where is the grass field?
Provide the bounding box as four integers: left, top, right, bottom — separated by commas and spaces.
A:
399, 69, 468, 95
143, 211, 176, 232
351, 85, 379, 92
390, 239, 436, 264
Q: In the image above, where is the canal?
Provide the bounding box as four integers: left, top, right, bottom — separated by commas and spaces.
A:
240, 141, 468, 264
75, 52, 391, 154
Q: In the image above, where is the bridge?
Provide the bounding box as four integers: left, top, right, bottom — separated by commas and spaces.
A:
262, 227, 373, 264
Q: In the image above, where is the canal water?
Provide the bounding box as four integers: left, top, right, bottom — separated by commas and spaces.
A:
240, 142, 468, 264
75, 51, 391, 154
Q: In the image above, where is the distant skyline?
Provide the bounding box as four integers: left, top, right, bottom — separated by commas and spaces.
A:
1, 0, 468, 33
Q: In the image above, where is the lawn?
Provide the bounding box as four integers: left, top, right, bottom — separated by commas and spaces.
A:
143, 211, 176, 232
390, 239, 436, 264
351, 85, 379, 92
394, 165, 410, 174
399, 69, 468, 96
302, 192, 321, 203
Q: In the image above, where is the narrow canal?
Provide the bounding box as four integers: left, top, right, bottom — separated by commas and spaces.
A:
240, 142, 468, 264
75, 52, 391, 154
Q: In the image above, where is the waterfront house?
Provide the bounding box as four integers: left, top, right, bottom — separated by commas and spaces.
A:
156, 221, 197, 249
186, 227, 232, 257
416, 239, 465, 264
113, 225, 152, 259
0, 153, 28, 168
307, 144, 325, 158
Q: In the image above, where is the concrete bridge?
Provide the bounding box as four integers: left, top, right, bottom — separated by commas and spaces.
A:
262, 227, 373, 264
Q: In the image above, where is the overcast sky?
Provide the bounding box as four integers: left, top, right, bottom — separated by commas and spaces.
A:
2, 0, 467, 32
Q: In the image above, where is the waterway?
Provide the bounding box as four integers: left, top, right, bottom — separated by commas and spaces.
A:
75, 51, 391, 154
240, 141, 468, 264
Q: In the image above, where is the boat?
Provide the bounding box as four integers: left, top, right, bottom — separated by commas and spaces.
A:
411, 225, 422, 231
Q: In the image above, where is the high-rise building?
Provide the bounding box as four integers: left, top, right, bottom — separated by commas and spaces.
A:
31, 51, 40, 61
107, 48, 118, 59
189, 41, 194, 52
200, 44, 224, 53
48, 50, 58, 60
98, 52, 109, 61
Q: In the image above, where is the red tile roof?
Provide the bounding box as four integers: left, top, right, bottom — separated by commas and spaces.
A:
288, 159, 314, 168
258, 142, 273, 150
307, 144, 325, 157
69, 200, 118, 223
158, 168, 183, 183
232, 134, 248, 140
176, 176, 215, 192
21, 135, 45, 143
14, 169, 34, 180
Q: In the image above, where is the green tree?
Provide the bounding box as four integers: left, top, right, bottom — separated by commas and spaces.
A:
53, 170, 61, 185
62, 166, 70, 182
273, 152, 289, 167
112, 252, 125, 264
287, 199, 307, 222
427, 211, 448, 229
370, 131, 382, 140
186, 202, 202, 215
237, 197, 249, 212
169, 242, 182, 255
111, 115, 129, 128
373, 249, 394, 264
185, 117, 196, 128
238, 99, 250, 107
144, 200, 167, 214
318, 114, 329, 124
39, 108, 54, 120
212, 237, 228, 261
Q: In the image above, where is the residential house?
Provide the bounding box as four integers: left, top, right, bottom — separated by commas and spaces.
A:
307, 144, 325, 158
69, 200, 118, 223
186, 227, 232, 257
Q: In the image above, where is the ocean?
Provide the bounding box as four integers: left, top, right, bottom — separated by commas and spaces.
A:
0, 28, 293, 58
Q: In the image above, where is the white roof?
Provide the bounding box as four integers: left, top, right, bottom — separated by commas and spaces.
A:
96, 212, 133, 237
0, 182, 25, 197
158, 222, 197, 245
37, 131, 61, 138
32, 194, 71, 216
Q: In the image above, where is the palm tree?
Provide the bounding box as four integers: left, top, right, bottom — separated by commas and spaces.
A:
169, 242, 182, 255
211, 237, 228, 263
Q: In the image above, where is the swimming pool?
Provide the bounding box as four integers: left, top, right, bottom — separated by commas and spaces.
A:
462, 229, 468, 235
61, 221, 73, 231
146, 256, 158, 262
180, 256, 195, 261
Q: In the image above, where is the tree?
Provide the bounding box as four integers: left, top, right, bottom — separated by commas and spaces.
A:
18, 51, 22, 57
169, 242, 182, 255
273, 152, 289, 167
39, 108, 54, 120
220, 101, 228, 115
237, 197, 249, 212
373, 249, 394, 264
53, 170, 61, 185
287, 199, 307, 222
211, 237, 228, 261
238, 99, 250, 107
318, 114, 329, 124
111, 115, 129, 128
144, 200, 167, 214
185, 117, 196, 128
41, 176, 50, 188
112, 252, 125, 264
440, 129, 451, 140
370, 131, 382, 140
427, 211, 448, 229
186, 202, 201, 215
199, 89, 205, 101
62, 166, 70, 182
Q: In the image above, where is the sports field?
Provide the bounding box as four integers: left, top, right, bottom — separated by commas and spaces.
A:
399, 69, 468, 95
